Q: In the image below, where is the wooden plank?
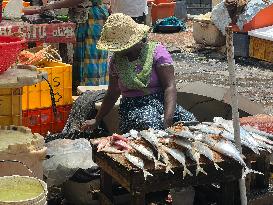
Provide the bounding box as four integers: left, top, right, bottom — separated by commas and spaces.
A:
100, 171, 113, 202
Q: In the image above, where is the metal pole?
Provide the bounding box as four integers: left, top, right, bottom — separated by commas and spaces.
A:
225, 26, 248, 205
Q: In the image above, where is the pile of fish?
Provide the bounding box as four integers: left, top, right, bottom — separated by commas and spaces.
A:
93, 117, 273, 180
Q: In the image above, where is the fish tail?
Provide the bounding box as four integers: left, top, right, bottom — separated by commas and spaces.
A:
165, 165, 174, 174
143, 170, 153, 180
242, 167, 264, 178
214, 163, 223, 171
183, 167, 193, 179
196, 165, 207, 176
154, 159, 166, 169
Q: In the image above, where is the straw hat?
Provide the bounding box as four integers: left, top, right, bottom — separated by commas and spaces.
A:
97, 13, 150, 52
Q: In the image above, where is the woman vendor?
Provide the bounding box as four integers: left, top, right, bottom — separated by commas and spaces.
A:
26, 0, 110, 92
82, 13, 196, 133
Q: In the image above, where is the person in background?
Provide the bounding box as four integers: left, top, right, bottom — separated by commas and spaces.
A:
81, 13, 196, 133
25, 0, 109, 92
110, 0, 148, 24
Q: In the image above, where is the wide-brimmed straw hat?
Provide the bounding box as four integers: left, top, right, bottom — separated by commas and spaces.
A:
97, 13, 150, 52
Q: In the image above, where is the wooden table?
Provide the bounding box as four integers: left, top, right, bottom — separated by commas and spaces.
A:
92, 139, 267, 205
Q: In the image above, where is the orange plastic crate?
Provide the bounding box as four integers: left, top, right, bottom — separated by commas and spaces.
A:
22, 104, 72, 136
151, 2, 176, 23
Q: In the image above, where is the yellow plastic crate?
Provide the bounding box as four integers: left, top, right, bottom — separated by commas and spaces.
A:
0, 88, 22, 126
249, 36, 273, 63
22, 62, 72, 110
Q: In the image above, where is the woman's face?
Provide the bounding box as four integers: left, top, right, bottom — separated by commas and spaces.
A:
117, 40, 144, 56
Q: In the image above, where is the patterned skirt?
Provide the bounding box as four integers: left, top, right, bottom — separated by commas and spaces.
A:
73, 5, 109, 92
119, 92, 196, 133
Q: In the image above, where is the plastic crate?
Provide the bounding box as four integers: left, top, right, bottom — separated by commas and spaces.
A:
151, 2, 176, 23
240, 114, 273, 134
249, 36, 273, 63
22, 61, 73, 110
0, 88, 22, 126
22, 104, 72, 136
233, 32, 249, 58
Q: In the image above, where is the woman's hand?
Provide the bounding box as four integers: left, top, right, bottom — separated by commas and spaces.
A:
22, 6, 43, 15
163, 118, 173, 129
81, 119, 100, 132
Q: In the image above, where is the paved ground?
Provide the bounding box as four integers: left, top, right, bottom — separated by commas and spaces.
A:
149, 25, 273, 115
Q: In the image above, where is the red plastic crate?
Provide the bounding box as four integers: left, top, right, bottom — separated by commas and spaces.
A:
240, 114, 273, 134
23, 104, 72, 136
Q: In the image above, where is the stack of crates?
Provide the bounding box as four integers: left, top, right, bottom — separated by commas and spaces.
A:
22, 61, 73, 135
0, 88, 23, 126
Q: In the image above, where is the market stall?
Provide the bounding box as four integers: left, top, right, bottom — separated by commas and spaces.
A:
0, 20, 76, 63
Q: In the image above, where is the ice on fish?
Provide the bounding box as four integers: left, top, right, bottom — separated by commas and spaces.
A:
124, 153, 153, 180
161, 145, 193, 179
130, 142, 165, 169
199, 134, 263, 178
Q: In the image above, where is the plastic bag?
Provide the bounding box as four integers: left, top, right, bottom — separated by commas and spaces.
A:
43, 138, 97, 187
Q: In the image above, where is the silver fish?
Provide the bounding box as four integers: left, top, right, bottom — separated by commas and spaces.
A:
200, 134, 263, 178
173, 138, 192, 150
158, 146, 174, 174
186, 148, 208, 176
175, 140, 208, 176
192, 141, 223, 171
161, 145, 193, 179
167, 127, 195, 140
130, 142, 165, 169
213, 117, 260, 154
140, 129, 161, 159
242, 125, 273, 142
247, 132, 273, 153
124, 153, 153, 180
100, 146, 124, 154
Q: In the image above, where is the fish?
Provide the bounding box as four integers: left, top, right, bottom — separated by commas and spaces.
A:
199, 134, 263, 178
247, 132, 273, 153
172, 137, 193, 150
186, 148, 208, 176
213, 117, 260, 154
124, 153, 153, 180
190, 123, 261, 154
100, 146, 125, 154
161, 145, 193, 179
113, 140, 132, 151
140, 129, 161, 159
242, 125, 273, 142
174, 139, 207, 176
96, 137, 111, 152
158, 146, 174, 174
192, 141, 223, 171
130, 142, 165, 169
112, 134, 129, 142
166, 127, 195, 140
